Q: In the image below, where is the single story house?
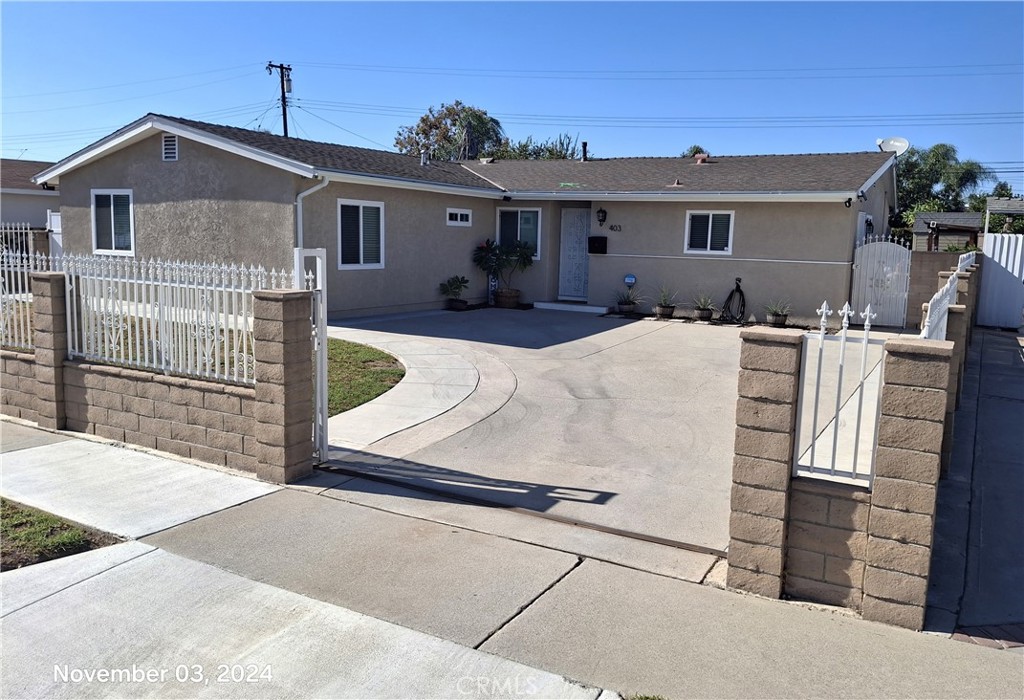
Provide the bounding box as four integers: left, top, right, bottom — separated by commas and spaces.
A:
32, 113, 895, 324
912, 211, 984, 252
2, 159, 59, 229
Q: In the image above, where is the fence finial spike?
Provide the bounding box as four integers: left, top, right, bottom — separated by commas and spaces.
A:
839, 302, 854, 329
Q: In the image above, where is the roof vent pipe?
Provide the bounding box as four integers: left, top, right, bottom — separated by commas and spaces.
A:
420, 150, 429, 166
582, 142, 588, 162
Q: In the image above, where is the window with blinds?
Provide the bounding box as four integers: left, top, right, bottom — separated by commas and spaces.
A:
338, 199, 384, 268
686, 211, 733, 254
92, 190, 134, 255
497, 209, 541, 259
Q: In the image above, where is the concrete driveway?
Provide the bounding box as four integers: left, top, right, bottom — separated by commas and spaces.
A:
328, 309, 740, 553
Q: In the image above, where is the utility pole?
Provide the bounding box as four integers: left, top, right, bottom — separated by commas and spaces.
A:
266, 62, 293, 137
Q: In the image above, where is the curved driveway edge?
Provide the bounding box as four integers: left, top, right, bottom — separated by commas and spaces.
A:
325, 325, 516, 457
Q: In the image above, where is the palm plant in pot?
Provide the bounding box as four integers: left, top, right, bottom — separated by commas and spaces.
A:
764, 299, 791, 327
692, 292, 717, 322
614, 286, 643, 315
439, 275, 471, 310
654, 285, 677, 320
472, 238, 535, 308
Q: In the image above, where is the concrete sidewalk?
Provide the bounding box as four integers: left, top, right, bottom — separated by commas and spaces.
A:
2, 421, 1022, 699
0, 421, 610, 700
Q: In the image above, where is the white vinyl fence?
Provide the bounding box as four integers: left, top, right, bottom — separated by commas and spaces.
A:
919, 251, 975, 341
794, 301, 886, 488
0, 252, 296, 385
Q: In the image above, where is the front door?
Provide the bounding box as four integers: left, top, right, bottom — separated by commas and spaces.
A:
558, 208, 590, 300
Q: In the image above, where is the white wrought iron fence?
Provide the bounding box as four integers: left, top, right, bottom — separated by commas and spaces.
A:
1, 249, 299, 383
794, 301, 887, 488
0, 224, 42, 351
919, 273, 959, 342
63, 255, 294, 384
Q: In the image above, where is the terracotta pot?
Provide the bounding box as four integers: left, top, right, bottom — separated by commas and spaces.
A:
654, 304, 676, 320
494, 288, 520, 309
766, 312, 788, 327
446, 298, 468, 311
695, 308, 714, 322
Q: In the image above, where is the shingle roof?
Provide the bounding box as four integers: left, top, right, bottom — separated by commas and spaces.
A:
912, 211, 985, 234
987, 197, 1024, 215
1, 159, 56, 191
460, 152, 892, 194
156, 115, 499, 191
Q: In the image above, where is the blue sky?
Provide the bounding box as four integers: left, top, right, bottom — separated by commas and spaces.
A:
2, 2, 1022, 192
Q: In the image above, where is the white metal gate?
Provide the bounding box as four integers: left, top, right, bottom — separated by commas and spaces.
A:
294, 248, 328, 462
851, 237, 911, 327
977, 233, 1024, 328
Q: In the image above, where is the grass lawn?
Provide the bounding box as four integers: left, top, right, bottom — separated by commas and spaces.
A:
327, 338, 405, 416
0, 498, 121, 571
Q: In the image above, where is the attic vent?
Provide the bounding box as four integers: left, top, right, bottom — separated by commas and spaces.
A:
162, 134, 178, 162
693, 153, 710, 164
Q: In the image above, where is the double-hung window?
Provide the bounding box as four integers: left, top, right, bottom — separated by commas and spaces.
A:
338, 199, 384, 269
92, 189, 135, 255
497, 208, 541, 259
685, 211, 733, 255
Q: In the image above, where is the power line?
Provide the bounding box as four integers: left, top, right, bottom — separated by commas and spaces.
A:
4, 63, 264, 100
293, 105, 392, 149
295, 60, 1022, 82
1, 68, 263, 116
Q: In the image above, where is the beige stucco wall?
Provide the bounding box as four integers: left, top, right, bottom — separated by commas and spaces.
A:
585, 199, 859, 324
1, 191, 59, 227
58, 134, 299, 268
301, 181, 511, 317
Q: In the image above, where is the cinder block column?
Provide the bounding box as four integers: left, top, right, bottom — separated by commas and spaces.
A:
727, 328, 804, 598
30, 271, 67, 430
253, 289, 314, 484
863, 338, 953, 630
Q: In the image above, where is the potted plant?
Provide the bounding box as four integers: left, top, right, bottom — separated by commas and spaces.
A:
439, 275, 470, 310
692, 293, 717, 322
472, 238, 535, 309
764, 299, 791, 327
614, 287, 643, 315
654, 285, 677, 320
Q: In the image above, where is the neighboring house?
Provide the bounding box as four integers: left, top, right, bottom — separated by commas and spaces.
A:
1, 159, 59, 228
912, 211, 984, 252
32, 114, 895, 322
1, 159, 60, 256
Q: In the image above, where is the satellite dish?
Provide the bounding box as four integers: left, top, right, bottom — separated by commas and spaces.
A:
877, 137, 910, 156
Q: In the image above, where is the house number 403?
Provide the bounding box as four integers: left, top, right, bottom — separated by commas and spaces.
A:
608, 224, 622, 232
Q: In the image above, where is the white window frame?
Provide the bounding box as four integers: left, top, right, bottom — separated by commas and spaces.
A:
684, 210, 734, 256
162, 134, 178, 161
90, 188, 136, 257
496, 207, 542, 260
446, 207, 472, 227
337, 198, 385, 270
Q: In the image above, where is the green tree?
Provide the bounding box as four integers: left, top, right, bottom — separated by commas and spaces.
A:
394, 101, 505, 161
483, 133, 582, 160
681, 144, 709, 157
897, 143, 993, 213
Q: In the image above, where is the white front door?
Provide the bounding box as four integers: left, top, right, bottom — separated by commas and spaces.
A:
558, 208, 590, 300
